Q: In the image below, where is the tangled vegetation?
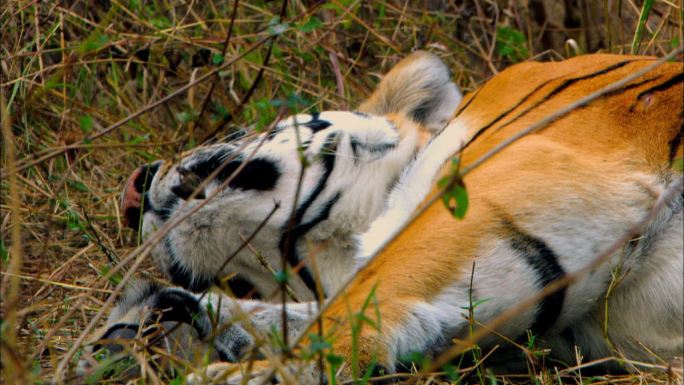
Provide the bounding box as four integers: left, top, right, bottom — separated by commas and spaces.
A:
1, 1, 682, 384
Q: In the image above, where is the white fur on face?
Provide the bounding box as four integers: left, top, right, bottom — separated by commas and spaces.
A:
131, 51, 463, 298
139, 111, 425, 298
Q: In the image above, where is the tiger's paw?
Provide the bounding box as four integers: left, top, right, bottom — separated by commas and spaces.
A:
186, 361, 276, 385
186, 359, 322, 385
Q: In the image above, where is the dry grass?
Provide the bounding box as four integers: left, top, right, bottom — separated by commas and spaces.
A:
1, 1, 682, 384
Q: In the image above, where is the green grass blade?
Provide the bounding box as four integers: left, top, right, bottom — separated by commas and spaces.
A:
630, 0, 654, 54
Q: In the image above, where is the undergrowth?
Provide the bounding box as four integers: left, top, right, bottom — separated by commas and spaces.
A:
1, 1, 682, 384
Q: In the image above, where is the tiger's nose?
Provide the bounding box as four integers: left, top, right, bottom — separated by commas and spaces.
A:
121, 162, 160, 231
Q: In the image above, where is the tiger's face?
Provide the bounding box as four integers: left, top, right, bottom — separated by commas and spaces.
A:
120, 51, 461, 298
123, 112, 429, 295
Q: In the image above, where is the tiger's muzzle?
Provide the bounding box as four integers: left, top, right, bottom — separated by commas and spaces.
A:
121, 162, 160, 231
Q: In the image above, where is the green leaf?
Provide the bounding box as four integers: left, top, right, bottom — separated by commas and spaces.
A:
443, 363, 460, 382
211, 53, 224, 65
79, 115, 93, 133
527, 332, 537, 349
176, 110, 198, 123
438, 159, 469, 220
128, 134, 149, 145
273, 270, 289, 284
487, 369, 498, 385
79, 32, 109, 53
268, 16, 289, 36
460, 297, 491, 310
672, 158, 683, 171
249, 98, 277, 132
321, 0, 358, 29
0, 239, 9, 263
205, 298, 216, 319
399, 351, 427, 369
326, 353, 343, 367
444, 182, 468, 219
86, 355, 136, 384
631, 0, 654, 54
496, 26, 528, 62
297, 16, 323, 33
97, 265, 123, 286
272, 45, 283, 59
307, 333, 332, 354
44, 80, 75, 92
300, 51, 315, 63
67, 180, 89, 192
326, 353, 344, 385
150, 16, 172, 29
213, 103, 231, 120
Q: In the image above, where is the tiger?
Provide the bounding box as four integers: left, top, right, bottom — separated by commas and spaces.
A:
78, 51, 462, 371
117, 51, 461, 299
82, 52, 683, 384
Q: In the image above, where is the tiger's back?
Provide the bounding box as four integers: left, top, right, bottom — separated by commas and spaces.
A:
460, 54, 682, 168
354, 54, 683, 369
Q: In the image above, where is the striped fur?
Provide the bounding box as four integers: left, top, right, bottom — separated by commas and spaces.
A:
88, 54, 682, 384
129, 51, 461, 300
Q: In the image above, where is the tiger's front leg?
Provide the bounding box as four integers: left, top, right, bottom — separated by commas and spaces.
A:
82, 282, 321, 380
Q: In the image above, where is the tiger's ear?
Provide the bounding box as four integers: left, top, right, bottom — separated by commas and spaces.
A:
358, 51, 461, 133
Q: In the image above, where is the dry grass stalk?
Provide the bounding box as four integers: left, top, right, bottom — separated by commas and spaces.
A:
1, 1, 681, 384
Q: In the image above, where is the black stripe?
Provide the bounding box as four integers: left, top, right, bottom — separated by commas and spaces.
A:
166, 240, 214, 292
224, 158, 281, 191
291, 132, 339, 225
226, 275, 261, 299
669, 124, 683, 165
186, 148, 236, 181
126, 163, 162, 231
487, 60, 638, 138
464, 78, 557, 148
453, 87, 480, 118
284, 193, 341, 295
93, 323, 140, 353
540, 60, 636, 100
304, 112, 332, 132
457, 60, 641, 151
349, 136, 397, 158
504, 220, 566, 334
133, 162, 160, 194
604, 75, 661, 97
279, 132, 340, 297
125, 280, 163, 306
560, 327, 577, 347
637, 72, 684, 100
152, 288, 207, 339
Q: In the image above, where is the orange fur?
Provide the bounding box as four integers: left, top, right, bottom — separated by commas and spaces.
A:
177, 54, 683, 384
301, 54, 681, 378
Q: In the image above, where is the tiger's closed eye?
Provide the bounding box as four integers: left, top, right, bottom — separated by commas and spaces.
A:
172, 166, 206, 200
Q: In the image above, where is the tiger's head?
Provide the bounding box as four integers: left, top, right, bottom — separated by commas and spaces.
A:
121, 51, 462, 299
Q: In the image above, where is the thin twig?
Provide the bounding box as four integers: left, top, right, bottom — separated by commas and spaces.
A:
195, 0, 240, 126
9, 33, 278, 174
280, 113, 307, 354
0, 88, 28, 385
